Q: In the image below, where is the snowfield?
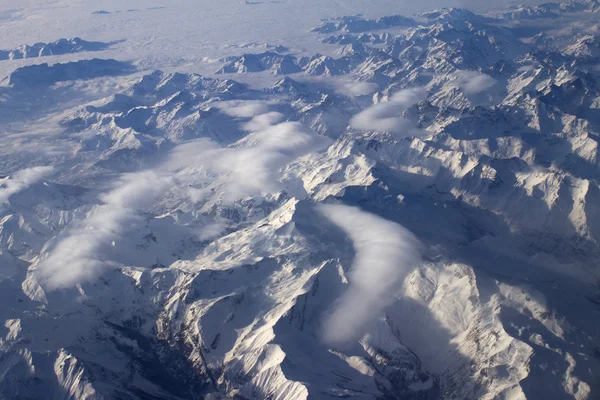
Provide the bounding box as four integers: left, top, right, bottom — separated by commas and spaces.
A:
0, 0, 599, 399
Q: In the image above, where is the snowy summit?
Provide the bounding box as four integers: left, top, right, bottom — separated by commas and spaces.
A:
0, 0, 599, 399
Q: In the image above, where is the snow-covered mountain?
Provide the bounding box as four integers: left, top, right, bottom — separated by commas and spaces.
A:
0, 38, 118, 61
0, 1, 599, 399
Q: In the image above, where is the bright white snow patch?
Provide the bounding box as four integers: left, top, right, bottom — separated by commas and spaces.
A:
317, 204, 422, 346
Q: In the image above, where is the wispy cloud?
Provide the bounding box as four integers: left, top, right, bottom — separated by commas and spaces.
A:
201, 121, 330, 202
169, 101, 330, 203
317, 204, 422, 346
213, 100, 271, 118
36, 104, 329, 289
243, 112, 285, 132
350, 87, 426, 136
36, 171, 173, 290
453, 70, 496, 94
213, 100, 285, 131
338, 81, 379, 97
0, 166, 54, 205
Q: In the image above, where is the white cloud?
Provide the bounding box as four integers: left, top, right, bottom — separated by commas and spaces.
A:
35, 92, 328, 291
196, 222, 227, 241
36, 118, 329, 289
205, 122, 331, 202
0, 166, 54, 205
388, 88, 428, 107
164, 138, 220, 171
317, 204, 422, 346
36, 171, 173, 290
298, 76, 378, 97
337, 81, 379, 97
350, 87, 427, 136
243, 111, 285, 132
166, 106, 330, 203
214, 100, 286, 132
213, 100, 270, 118
453, 70, 496, 94
517, 65, 535, 72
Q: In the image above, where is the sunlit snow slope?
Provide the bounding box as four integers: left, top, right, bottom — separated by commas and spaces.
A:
0, 0, 600, 399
